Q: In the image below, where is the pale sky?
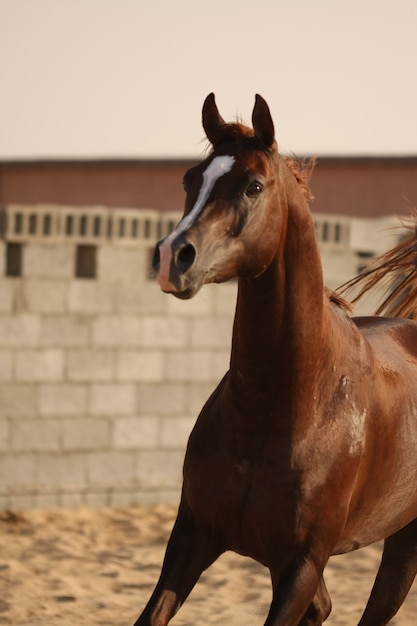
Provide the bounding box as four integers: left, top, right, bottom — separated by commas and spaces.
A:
1, 0, 416, 159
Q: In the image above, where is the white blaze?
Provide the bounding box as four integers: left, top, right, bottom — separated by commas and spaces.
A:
165, 154, 235, 248
157, 154, 235, 291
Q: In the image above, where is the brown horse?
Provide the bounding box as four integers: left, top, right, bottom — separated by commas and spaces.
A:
134, 94, 417, 625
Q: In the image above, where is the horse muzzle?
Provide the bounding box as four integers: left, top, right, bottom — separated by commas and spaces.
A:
153, 235, 198, 298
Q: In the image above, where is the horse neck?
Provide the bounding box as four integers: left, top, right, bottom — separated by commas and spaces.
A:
229, 163, 327, 407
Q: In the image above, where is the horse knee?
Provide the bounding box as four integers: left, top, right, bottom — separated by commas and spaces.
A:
298, 601, 331, 625
298, 579, 332, 626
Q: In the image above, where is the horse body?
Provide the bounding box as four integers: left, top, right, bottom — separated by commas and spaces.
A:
134, 94, 417, 625
182, 245, 417, 564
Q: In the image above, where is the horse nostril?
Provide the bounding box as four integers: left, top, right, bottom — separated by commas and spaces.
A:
152, 244, 160, 272
177, 243, 196, 273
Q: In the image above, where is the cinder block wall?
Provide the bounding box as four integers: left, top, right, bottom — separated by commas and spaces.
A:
0, 237, 236, 509
0, 207, 404, 510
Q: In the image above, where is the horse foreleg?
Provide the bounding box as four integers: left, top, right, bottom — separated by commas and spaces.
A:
265, 554, 327, 626
358, 518, 417, 626
133, 501, 223, 626
298, 575, 332, 625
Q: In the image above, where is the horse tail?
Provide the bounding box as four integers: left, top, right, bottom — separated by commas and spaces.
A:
339, 214, 417, 319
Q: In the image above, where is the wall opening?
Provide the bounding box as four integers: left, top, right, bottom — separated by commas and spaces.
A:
6, 242, 23, 277
75, 244, 96, 279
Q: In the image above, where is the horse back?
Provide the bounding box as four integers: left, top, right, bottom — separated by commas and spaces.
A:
355, 315, 417, 359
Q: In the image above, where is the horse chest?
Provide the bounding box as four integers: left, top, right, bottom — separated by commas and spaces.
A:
183, 422, 302, 558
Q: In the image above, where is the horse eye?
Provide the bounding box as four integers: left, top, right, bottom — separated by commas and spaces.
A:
246, 181, 263, 197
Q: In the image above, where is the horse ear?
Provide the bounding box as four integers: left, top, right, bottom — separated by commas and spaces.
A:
202, 93, 226, 146
252, 94, 275, 149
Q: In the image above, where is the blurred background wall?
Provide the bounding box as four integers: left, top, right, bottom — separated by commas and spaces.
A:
0, 157, 416, 509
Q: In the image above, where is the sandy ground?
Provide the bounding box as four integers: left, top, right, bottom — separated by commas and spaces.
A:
1, 505, 417, 626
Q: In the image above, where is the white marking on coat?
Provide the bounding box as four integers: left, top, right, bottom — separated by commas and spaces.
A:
349, 407, 367, 455
157, 155, 235, 290
169, 155, 235, 244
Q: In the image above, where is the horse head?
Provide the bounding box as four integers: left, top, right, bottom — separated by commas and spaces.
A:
153, 93, 285, 299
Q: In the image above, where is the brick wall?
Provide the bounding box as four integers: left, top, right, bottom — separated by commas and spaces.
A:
0, 205, 404, 509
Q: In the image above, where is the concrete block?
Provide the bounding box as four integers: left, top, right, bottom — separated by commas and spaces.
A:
11, 418, 61, 451
0, 351, 13, 381
167, 287, 214, 316
116, 350, 164, 382
152, 489, 182, 504
0, 314, 40, 347
89, 384, 136, 415
98, 246, 148, 283
84, 490, 111, 507
34, 493, 60, 508
110, 490, 142, 507
160, 416, 194, 448
136, 450, 183, 488
321, 249, 357, 285
350, 215, 400, 255
0, 385, 38, 417
23, 242, 74, 279
142, 316, 188, 348
213, 283, 237, 315
113, 416, 160, 449
135, 489, 178, 506
15, 349, 64, 382
92, 315, 142, 347
0, 495, 10, 509
87, 450, 137, 487
186, 383, 215, 414
23, 279, 68, 313
115, 282, 167, 314
36, 453, 86, 490
212, 350, 230, 381
66, 349, 115, 381
60, 492, 85, 508
137, 382, 186, 416
165, 350, 212, 382
62, 417, 111, 450
0, 282, 15, 313
125, 490, 157, 505
40, 315, 90, 347
69, 281, 115, 313
190, 318, 233, 348
132, 489, 181, 506
9, 494, 36, 509
24, 243, 73, 278
0, 453, 36, 490
39, 384, 88, 416
0, 419, 9, 450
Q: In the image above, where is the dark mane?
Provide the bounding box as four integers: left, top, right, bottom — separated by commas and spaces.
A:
325, 287, 353, 313
339, 214, 417, 318
284, 155, 316, 202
